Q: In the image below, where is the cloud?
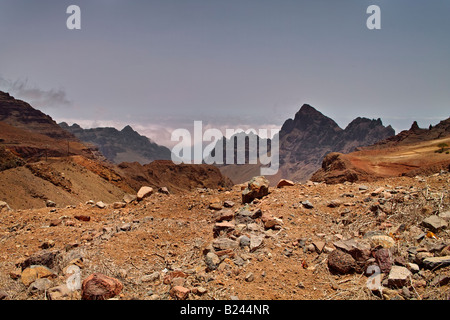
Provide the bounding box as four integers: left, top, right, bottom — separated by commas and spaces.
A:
0, 75, 71, 109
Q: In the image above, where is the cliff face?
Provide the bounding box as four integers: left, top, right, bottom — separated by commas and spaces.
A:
59, 123, 172, 165
277, 104, 395, 182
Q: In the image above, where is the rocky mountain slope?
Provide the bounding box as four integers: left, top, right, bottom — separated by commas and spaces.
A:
0, 91, 234, 209
59, 122, 172, 165
277, 104, 395, 183
311, 118, 450, 184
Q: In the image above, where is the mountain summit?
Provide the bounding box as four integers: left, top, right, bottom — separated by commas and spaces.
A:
276, 104, 395, 182
59, 122, 172, 164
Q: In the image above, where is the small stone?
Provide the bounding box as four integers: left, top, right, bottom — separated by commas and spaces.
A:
239, 235, 251, 248
368, 235, 395, 248
215, 209, 234, 222
223, 200, 235, 208
47, 284, 72, 300
205, 252, 221, 271
312, 241, 325, 253
327, 200, 342, 208
21, 265, 57, 287
249, 235, 264, 252
422, 256, 450, 270
113, 202, 126, 209
158, 187, 170, 195
49, 219, 62, 227
374, 248, 393, 273
39, 240, 55, 249
387, 266, 412, 288
245, 272, 254, 282
359, 185, 369, 191
141, 272, 160, 283
242, 176, 269, 204
276, 179, 295, 188
327, 249, 357, 274
96, 201, 106, 209
27, 278, 53, 295
81, 273, 123, 300
212, 238, 238, 250
406, 263, 420, 273
118, 223, 132, 232
123, 194, 136, 204
136, 186, 153, 201
192, 287, 207, 295
209, 198, 223, 210
0, 290, 8, 300
169, 286, 190, 300
46, 200, 57, 208
74, 215, 90, 222
421, 215, 448, 231
438, 210, 450, 221
301, 200, 314, 209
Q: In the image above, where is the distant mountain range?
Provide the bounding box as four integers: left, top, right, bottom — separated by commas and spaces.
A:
211, 104, 396, 184
59, 122, 172, 164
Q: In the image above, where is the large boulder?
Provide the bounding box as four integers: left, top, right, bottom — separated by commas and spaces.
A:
242, 176, 269, 204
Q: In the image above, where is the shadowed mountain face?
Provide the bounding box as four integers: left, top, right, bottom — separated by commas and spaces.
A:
277, 104, 395, 182
59, 123, 172, 165
210, 104, 395, 184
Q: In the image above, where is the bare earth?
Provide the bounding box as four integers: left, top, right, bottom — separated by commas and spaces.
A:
1, 172, 449, 300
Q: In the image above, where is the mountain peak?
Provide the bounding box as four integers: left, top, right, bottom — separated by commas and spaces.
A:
121, 125, 135, 133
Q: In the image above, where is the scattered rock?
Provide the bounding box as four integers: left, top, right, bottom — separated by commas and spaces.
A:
367, 235, 395, 248
327, 249, 357, 274
245, 272, 255, 282
242, 176, 269, 204
387, 266, 412, 288
47, 284, 72, 300
276, 179, 294, 188
249, 235, 264, 252
49, 219, 62, 227
140, 272, 160, 283
205, 252, 221, 271
46, 200, 56, 208
158, 187, 170, 195
223, 200, 235, 208
169, 286, 190, 300
27, 278, 53, 295
136, 186, 153, 201
0, 201, 11, 212
301, 200, 314, 209
209, 198, 223, 210
212, 238, 239, 250
373, 248, 393, 273
239, 235, 251, 248
0, 290, 8, 300
123, 194, 136, 204
21, 265, 57, 287
81, 273, 123, 300
421, 215, 448, 231
95, 201, 106, 209
422, 256, 450, 270
113, 202, 126, 209
74, 215, 90, 222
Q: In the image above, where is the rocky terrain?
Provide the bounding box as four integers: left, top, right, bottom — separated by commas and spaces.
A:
312, 118, 450, 184
0, 172, 449, 300
59, 122, 172, 165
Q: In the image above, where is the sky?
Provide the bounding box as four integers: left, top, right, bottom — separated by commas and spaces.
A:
0, 0, 449, 148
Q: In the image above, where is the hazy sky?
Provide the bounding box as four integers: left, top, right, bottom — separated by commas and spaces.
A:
1, 0, 449, 147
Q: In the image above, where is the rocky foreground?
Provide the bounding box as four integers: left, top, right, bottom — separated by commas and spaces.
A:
0, 172, 449, 300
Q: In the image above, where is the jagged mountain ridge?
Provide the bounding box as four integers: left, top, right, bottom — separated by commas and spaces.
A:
59, 122, 172, 165
211, 104, 395, 184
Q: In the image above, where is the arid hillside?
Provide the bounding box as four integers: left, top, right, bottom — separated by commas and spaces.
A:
312, 119, 450, 184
